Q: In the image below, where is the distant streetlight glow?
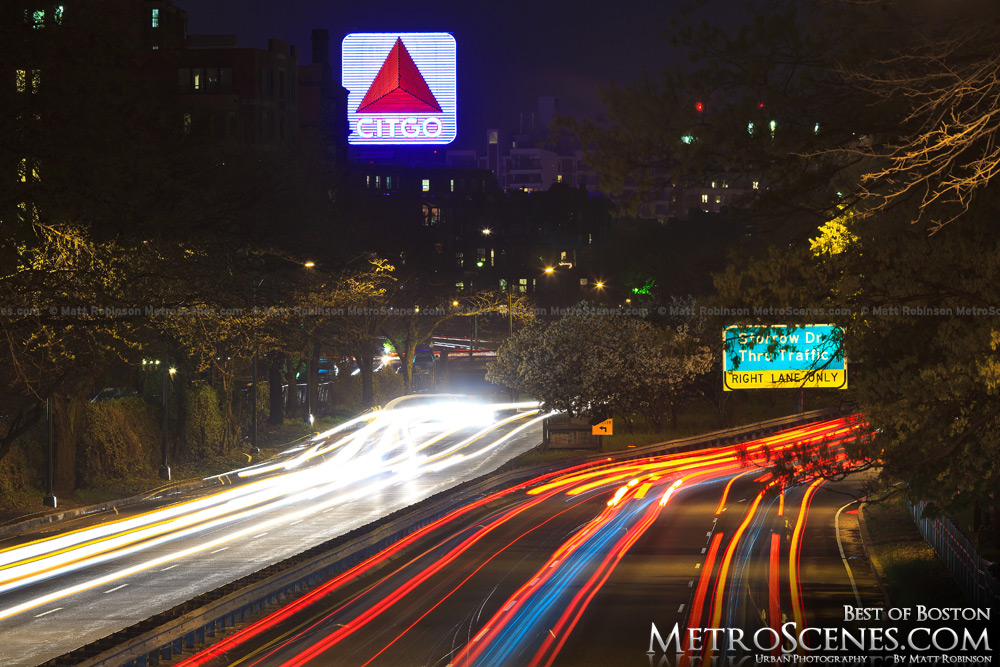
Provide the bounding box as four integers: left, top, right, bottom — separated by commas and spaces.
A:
544, 267, 555, 274
304, 261, 316, 268
595, 281, 605, 289
482, 228, 491, 236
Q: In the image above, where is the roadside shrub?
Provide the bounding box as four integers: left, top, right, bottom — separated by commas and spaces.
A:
182, 384, 225, 457
0, 438, 42, 512
80, 397, 159, 482
332, 367, 405, 411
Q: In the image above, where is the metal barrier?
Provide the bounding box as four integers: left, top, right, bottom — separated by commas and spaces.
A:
909, 501, 1000, 608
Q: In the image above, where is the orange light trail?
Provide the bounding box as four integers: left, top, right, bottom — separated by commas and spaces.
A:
789, 478, 825, 635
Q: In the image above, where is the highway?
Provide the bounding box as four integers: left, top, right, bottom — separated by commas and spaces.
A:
0, 397, 548, 667
170, 416, 885, 667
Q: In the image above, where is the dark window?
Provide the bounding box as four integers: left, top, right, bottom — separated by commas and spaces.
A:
260, 110, 272, 139
206, 67, 219, 93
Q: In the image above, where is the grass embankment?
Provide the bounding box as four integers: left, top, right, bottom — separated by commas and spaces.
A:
862, 492, 965, 608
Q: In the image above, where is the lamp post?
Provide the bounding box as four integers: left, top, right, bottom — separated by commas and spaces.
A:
160, 363, 174, 481
43, 398, 56, 508
250, 276, 265, 455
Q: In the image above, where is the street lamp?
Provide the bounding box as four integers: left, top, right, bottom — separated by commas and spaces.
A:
43, 398, 56, 508
160, 364, 175, 481
481, 228, 491, 236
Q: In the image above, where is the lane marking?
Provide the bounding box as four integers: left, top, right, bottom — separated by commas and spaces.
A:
35, 607, 62, 618
678, 603, 686, 613
161, 564, 180, 571
104, 583, 128, 594
688, 580, 694, 587
254, 533, 269, 538
701, 547, 707, 554
210, 547, 228, 554
290, 519, 304, 526
835, 500, 863, 606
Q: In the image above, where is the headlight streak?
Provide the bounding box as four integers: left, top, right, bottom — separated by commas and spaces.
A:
0, 400, 544, 620
173, 461, 600, 667
172, 417, 860, 667
0, 475, 412, 620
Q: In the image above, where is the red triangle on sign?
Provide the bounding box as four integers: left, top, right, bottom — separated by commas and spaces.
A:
356, 38, 443, 114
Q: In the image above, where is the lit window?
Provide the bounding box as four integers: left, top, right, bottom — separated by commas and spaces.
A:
365, 175, 370, 188
681, 135, 694, 144
18, 159, 28, 183
450, 179, 454, 192
752, 181, 760, 190
814, 122, 820, 135
151, 8, 159, 28
557, 174, 563, 183
53, 6, 63, 24
421, 178, 430, 192
32, 10, 45, 28
182, 113, 192, 135
193, 68, 203, 91
16, 70, 41, 94
386, 176, 392, 189
715, 195, 721, 204
580, 278, 588, 286
489, 130, 498, 145
748, 121, 754, 136
455, 252, 464, 268
152, 45, 159, 50
769, 120, 776, 138
701, 194, 709, 203
519, 278, 528, 294
711, 181, 716, 189
375, 175, 381, 189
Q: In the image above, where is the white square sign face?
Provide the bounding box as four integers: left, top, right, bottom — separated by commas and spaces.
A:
342, 32, 457, 145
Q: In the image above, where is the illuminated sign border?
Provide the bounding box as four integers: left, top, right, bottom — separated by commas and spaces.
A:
343, 32, 457, 146
722, 324, 847, 391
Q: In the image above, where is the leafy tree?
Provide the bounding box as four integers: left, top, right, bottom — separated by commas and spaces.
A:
565, 0, 1000, 523
487, 305, 711, 429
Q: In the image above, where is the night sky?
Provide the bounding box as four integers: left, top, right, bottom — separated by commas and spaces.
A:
181, 0, 700, 150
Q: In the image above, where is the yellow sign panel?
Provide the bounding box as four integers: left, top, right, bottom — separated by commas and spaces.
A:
592, 418, 613, 436
724, 369, 847, 391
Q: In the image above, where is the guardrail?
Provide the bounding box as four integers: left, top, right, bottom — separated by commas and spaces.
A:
908, 501, 1000, 608
53, 408, 845, 667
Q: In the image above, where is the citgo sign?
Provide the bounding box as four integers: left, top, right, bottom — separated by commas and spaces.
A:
342, 32, 457, 145
723, 324, 847, 391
